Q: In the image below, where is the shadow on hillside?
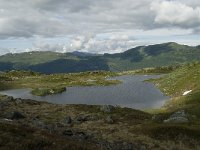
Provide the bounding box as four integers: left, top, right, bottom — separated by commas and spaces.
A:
29, 57, 110, 74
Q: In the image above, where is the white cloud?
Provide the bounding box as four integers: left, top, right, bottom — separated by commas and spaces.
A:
0, 0, 200, 55
151, 0, 200, 28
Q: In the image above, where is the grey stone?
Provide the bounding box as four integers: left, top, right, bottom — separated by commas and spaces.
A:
105, 115, 114, 124
15, 98, 23, 104
75, 114, 98, 123
64, 116, 72, 124
75, 115, 88, 123
32, 118, 46, 128
74, 131, 88, 140
4, 111, 26, 120
152, 114, 163, 122
4, 96, 14, 101
0, 102, 6, 109
164, 110, 189, 123
63, 129, 73, 136
63, 129, 89, 140
100, 105, 115, 113
140, 145, 147, 150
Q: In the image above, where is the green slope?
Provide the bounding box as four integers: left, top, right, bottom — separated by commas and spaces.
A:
0, 51, 65, 65
152, 61, 200, 120
105, 42, 200, 71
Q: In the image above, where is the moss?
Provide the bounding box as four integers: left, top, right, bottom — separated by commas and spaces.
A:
0, 123, 98, 150
136, 124, 200, 141
31, 87, 66, 96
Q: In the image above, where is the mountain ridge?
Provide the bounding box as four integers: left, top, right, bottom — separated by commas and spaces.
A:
0, 42, 200, 73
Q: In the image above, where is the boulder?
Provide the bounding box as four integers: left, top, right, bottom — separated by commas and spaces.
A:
74, 131, 88, 140
85, 114, 99, 121
0, 102, 6, 109
32, 118, 46, 129
15, 98, 23, 104
152, 114, 165, 122
63, 129, 73, 136
164, 110, 188, 123
100, 105, 115, 113
105, 115, 114, 124
75, 115, 88, 123
75, 114, 99, 123
4, 111, 26, 120
64, 116, 72, 124
63, 130, 88, 140
4, 96, 14, 101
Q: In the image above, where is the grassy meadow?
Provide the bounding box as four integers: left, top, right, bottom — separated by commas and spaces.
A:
0, 70, 120, 96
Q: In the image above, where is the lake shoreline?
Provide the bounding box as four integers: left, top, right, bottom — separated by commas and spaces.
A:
0, 75, 169, 110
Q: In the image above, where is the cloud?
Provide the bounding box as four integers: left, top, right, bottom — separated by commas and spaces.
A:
1, 0, 199, 39
30, 33, 137, 54
0, 0, 199, 55
151, 0, 200, 29
0, 0, 154, 39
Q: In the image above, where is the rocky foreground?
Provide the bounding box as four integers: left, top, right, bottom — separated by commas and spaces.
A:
0, 95, 200, 150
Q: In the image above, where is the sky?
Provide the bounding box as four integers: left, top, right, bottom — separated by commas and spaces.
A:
0, 0, 200, 55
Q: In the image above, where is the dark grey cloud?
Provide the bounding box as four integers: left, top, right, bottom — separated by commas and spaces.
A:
0, 0, 199, 39
0, 0, 199, 54
0, 0, 153, 38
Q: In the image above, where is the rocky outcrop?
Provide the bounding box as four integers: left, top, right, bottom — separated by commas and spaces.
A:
4, 111, 26, 120
164, 110, 189, 123
63, 129, 89, 140
63, 116, 72, 124
75, 114, 99, 123
100, 105, 115, 113
105, 115, 114, 124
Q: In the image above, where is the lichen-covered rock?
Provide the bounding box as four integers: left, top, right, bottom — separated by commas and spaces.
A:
63, 129, 73, 136
75, 115, 88, 123
64, 116, 72, 124
105, 115, 114, 124
4, 111, 26, 120
32, 118, 46, 128
164, 110, 188, 123
63, 130, 88, 140
4, 96, 14, 101
152, 114, 162, 122
75, 114, 98, 123
100, 105, 115, 113
15, 98, 23, 104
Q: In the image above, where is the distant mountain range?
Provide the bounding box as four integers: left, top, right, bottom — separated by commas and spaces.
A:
0, 42, 200, 74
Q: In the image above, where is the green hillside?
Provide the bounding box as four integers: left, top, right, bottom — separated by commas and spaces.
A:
105, 42, 200, 71
0, 42, 200, 73
151, 61, 200, 121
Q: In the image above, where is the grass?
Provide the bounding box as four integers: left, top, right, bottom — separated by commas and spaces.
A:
151, 62, 200, 96
119, 65, 180, 75
0, 70, 121, 96
149, 61, 200, 125
31, 87, 66, 96
0, 123, 98, 150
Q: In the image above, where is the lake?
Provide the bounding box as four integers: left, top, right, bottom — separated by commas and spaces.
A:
0, 75, 169, 109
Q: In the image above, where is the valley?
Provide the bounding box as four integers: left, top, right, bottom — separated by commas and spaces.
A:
0, 62, 200, 149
